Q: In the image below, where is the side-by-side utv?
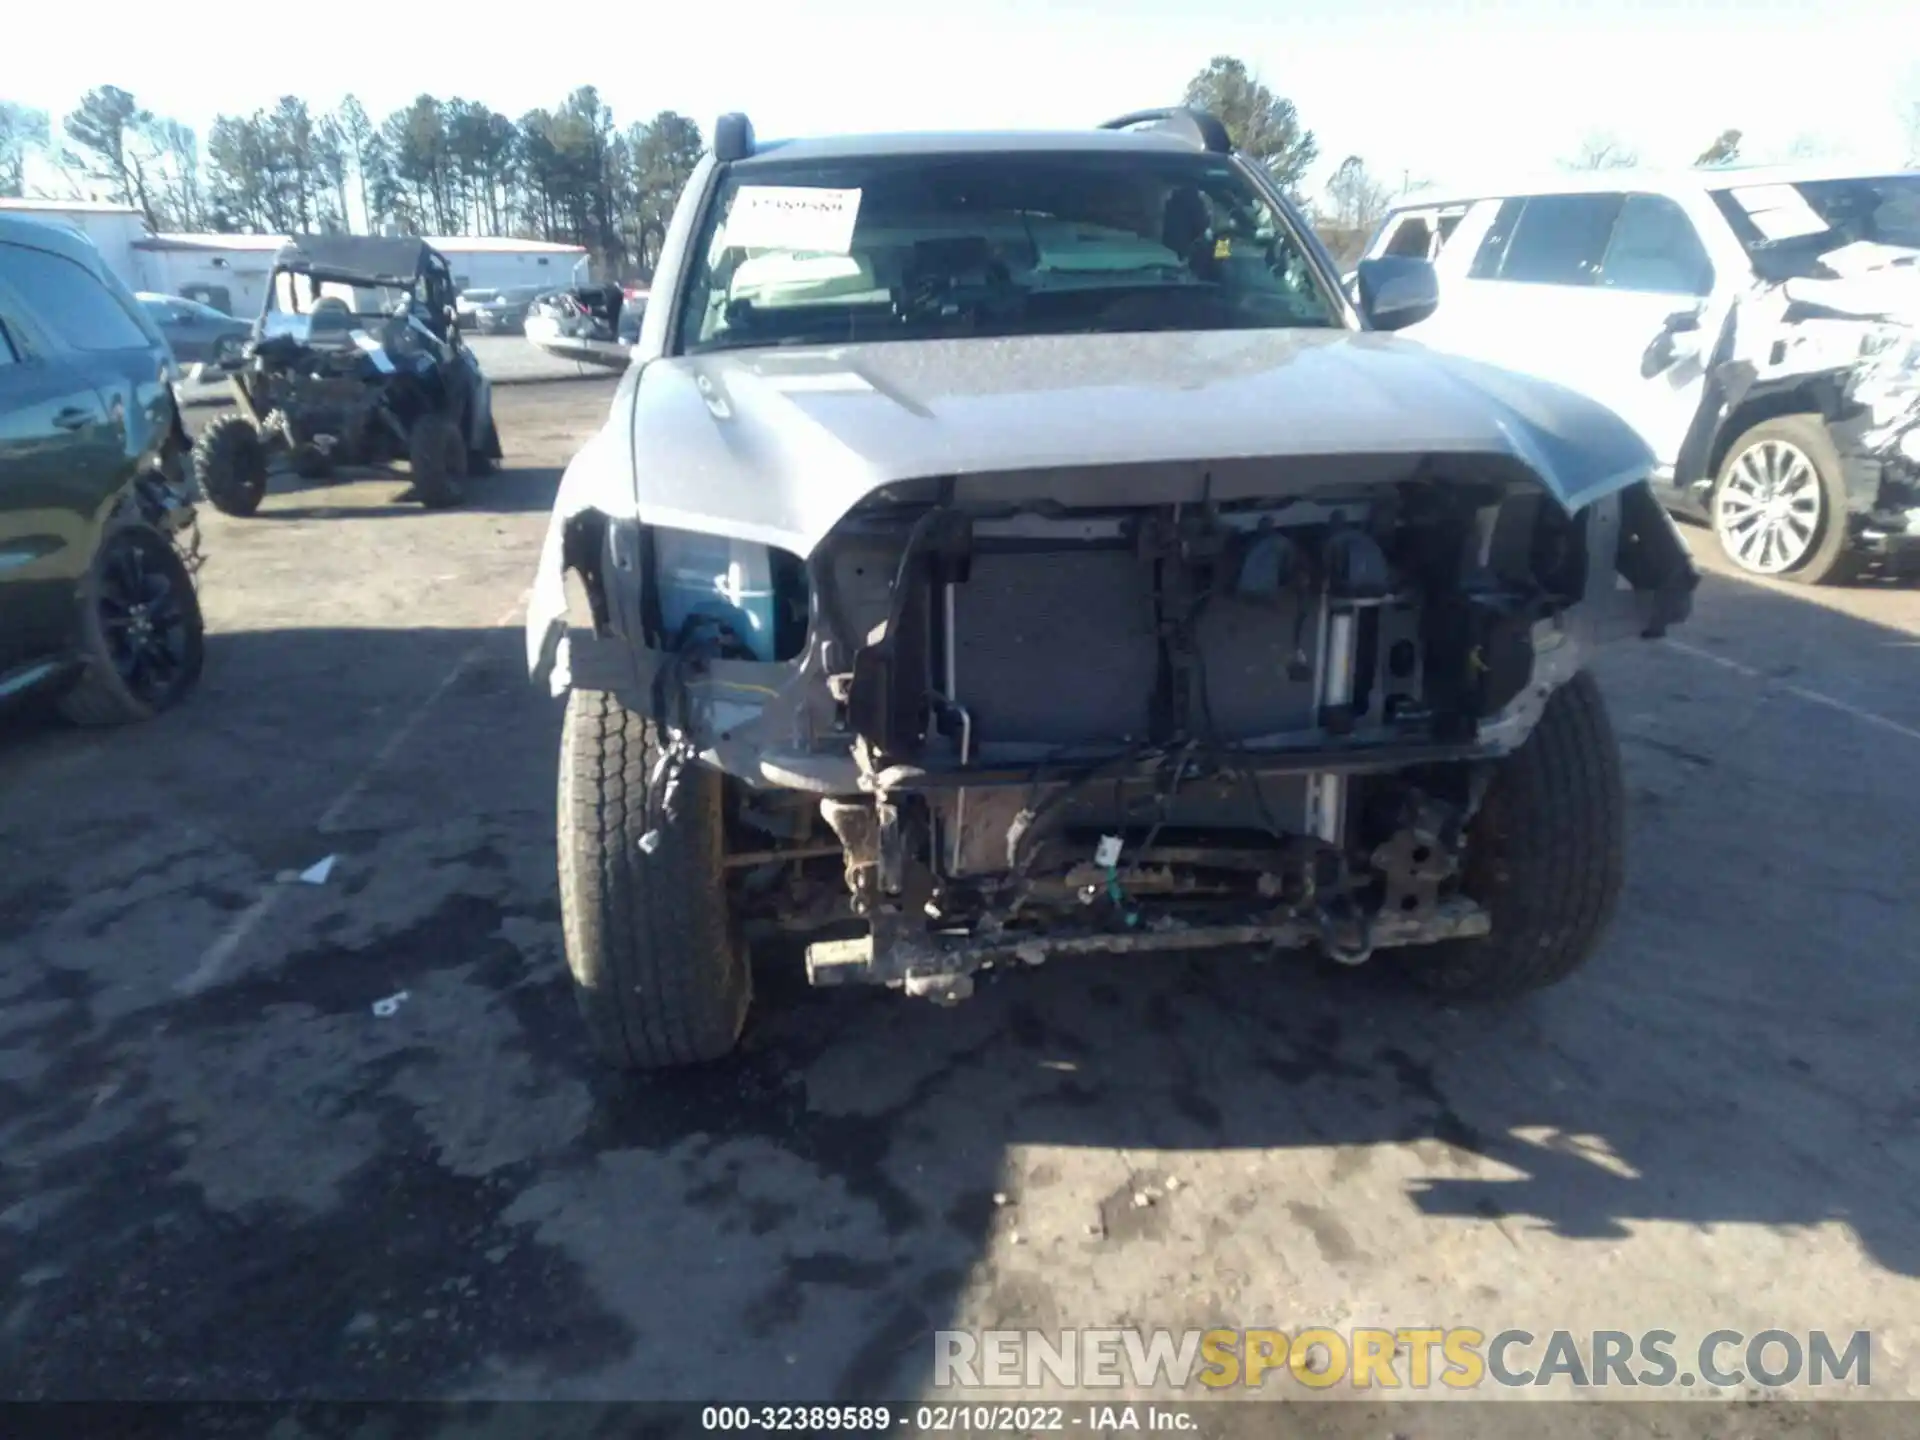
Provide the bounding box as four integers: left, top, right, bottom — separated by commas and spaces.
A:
191, 235, 503, 517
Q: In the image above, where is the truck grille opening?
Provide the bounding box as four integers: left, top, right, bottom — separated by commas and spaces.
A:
949, 547, 1330, 746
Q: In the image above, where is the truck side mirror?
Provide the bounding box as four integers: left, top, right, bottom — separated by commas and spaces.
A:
1355, 256, 1440, 332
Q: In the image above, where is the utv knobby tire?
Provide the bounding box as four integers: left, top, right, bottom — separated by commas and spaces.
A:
467, 414, 499, 476
557, 688, 750, 1070
1402, 669, 1625, 999
192, 413, 268, 517
406, 412, 466, 509
57, 521, 205, 726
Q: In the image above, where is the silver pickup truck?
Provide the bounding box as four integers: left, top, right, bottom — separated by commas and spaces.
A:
527, 107, 1698, 1071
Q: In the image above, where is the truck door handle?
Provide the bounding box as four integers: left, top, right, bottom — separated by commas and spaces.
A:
52, 406, 94, 431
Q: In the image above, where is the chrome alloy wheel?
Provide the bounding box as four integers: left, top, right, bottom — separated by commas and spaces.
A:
1713, 438, 1824, 576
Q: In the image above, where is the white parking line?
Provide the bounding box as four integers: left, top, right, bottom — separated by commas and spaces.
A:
174, 893, 276, 996
175, 589, 531, 996
1663, 637, 1920, 746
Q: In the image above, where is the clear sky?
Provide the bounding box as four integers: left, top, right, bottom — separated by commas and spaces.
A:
11, 0, 1916, 200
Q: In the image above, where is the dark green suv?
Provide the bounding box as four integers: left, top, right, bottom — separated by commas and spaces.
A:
0, 215, 204, 725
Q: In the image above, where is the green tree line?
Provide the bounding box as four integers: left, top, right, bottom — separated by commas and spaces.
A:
6, 57, 1785, 279
3, 58, 1347, 274
5, 85, 702, 278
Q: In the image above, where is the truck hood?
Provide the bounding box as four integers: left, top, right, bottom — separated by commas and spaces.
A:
616, 329, 1656, 558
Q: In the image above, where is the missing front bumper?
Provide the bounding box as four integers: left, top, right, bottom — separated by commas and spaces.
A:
804, 896, 1491, 995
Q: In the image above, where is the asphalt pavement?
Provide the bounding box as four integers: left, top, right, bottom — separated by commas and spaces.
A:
1, 378, 1916, 1421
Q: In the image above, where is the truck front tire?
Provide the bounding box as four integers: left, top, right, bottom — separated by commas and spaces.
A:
557, 688, 751, 1070
1402, 668, 1626, 999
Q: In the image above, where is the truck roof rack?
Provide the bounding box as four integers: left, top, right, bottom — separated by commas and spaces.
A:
715, 113, 756, 163
1097, 107, 1232, 155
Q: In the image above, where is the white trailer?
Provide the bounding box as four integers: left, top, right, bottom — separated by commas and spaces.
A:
0, 202, 591, 316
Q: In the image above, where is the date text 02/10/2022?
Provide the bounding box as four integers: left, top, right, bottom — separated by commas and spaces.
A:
699, 1405, 1200, 1432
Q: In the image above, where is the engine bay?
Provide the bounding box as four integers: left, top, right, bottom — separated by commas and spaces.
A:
603, 472, 1675, 996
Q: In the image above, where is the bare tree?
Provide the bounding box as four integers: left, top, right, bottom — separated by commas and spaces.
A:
149, 119, 206, 230
1324, 155, 1392, 231
1565, 132, 1639, 171
333, 96, 378, 233
1897, 66, 1920, 168
62, 86, 161, 221
0, 100, 49, 198
315, 117, 351, 231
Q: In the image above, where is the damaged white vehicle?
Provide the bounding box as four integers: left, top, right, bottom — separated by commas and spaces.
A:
527, 109, 1699, 1070
1366, 164, 1920, 582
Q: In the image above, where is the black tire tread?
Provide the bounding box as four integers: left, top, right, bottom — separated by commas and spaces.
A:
1406, 669, 1625, 999
1714, 414, 1854, 587
557, 688, 749, 1069
191, 412, 268, 518
407, 411, 466, 509
467, 413, 498, 476
56, 523, 205, 727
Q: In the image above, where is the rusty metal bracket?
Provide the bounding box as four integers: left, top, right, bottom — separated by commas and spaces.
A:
805, 897, 1490, 992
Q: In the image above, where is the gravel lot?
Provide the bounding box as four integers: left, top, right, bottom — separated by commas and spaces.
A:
1, 377, 1916, 1425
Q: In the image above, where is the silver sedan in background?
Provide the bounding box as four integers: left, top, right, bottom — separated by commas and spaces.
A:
136, 292, 254, 372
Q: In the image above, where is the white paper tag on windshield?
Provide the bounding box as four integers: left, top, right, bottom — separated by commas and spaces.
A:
723, 186, 863, 254
1730, 185, 1829, 242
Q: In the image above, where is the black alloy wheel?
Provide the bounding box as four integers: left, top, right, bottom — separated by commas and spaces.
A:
97, 526, 198, 707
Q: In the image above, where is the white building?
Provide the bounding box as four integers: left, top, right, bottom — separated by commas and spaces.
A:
425, 235, 595, 294
0, 199, 150, 283
0, 199, 591, 316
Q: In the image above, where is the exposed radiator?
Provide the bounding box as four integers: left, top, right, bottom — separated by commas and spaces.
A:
950, 551, 1158, 746
948, 550, 1325, 748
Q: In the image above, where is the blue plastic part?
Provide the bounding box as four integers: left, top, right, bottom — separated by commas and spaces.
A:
653, 529, 777, 662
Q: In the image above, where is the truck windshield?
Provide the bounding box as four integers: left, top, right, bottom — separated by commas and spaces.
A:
675, 150, 1339, 354
261, 272, 415, 338
1708, 173, 1920, 276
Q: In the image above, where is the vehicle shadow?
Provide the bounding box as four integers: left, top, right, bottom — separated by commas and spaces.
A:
236, 460, 566, 521
580, 559, 1920, 1402
0, 563, 1913, 1406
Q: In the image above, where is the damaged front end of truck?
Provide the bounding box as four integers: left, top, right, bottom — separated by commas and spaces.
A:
530, 337, 1698, 1003
1675, 218, 1920, 565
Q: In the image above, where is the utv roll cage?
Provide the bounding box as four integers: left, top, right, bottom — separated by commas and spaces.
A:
260, 235, 460, 331
266, 234, 453, 293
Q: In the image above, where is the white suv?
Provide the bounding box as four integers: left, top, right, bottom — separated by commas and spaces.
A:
1362, 165, 1920, 583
